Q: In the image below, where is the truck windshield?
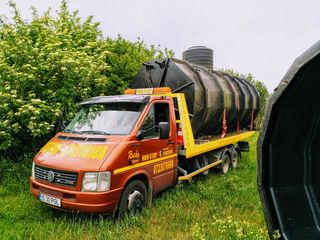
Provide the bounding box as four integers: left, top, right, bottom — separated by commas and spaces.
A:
64, 102, 145, 135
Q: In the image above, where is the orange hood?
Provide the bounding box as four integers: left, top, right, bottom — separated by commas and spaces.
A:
34, 133, 123, 172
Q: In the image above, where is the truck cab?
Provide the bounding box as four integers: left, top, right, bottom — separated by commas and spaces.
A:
30, 88, 178, 215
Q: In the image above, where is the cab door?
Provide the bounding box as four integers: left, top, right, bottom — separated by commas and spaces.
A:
138, 101, 177, 193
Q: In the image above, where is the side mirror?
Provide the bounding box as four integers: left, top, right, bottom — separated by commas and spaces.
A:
159, 122, 170, 139
136, 130, 144, 140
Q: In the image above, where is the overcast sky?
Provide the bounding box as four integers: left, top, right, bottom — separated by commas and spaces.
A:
1, 0, 319, 92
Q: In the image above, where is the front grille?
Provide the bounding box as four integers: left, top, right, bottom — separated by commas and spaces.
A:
35, 165, 78, 187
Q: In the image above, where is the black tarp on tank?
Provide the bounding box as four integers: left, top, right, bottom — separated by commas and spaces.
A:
131, 58, 260, 136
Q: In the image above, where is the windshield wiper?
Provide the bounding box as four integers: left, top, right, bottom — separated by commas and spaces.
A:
63, 129, 83, 134
78, 130, 111, 135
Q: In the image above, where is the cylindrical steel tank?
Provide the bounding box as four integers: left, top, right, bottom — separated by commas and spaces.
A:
131, 56, 260, 137
258, 41, 320, 239
182, 46, 214, 70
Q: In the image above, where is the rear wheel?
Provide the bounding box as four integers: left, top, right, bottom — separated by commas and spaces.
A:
196, 155, 209, 175
118, 180, 147, 217
190, 155, 209, 176
220, 151, 231, 174
230, 147, 240, 169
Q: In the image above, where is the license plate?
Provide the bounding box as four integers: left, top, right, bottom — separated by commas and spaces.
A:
39, 192, 61, 207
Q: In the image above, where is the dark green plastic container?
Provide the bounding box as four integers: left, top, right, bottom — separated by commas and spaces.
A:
258, 40, 320, 239
132, 58, 260, 136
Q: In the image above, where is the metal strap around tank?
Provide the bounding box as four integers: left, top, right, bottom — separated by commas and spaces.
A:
172, 81, 194, 93
173, 58, 208, 134
157, 59, 170, 88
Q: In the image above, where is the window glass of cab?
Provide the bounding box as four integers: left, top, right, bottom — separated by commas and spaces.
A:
140, 103, 170, 139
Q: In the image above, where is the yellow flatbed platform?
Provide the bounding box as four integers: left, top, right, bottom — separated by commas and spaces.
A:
162, 93, 255, 158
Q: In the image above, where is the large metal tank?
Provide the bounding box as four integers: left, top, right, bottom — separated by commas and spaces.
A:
258, 41, 320, 239
131, 48, 260, 137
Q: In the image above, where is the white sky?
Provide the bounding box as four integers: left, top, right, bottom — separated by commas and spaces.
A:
1, 0, 319, 92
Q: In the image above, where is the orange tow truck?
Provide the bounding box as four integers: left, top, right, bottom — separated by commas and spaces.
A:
30, 87, 255, 216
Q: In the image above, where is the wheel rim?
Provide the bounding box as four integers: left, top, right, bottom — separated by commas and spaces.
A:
127, 190, 144, 213
231, 150, 238, 168
222, 155, 230, 173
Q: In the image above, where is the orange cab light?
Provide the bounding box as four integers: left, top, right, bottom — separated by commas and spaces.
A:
124, 87, 172, 95
153, 87, 172, 94
124, 89, 136, 95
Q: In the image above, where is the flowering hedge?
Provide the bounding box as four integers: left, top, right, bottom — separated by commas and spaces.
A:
0, 1, 172, 155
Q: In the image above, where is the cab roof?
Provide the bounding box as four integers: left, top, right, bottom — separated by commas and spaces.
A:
79, 95, 150, 105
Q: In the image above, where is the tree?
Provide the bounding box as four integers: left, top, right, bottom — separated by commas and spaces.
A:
0, 1, 171, 156
222, 69, 269, 128
104, 36, 174, 94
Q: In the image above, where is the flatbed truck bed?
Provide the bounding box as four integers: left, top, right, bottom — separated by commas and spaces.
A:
153, 91, 255, 180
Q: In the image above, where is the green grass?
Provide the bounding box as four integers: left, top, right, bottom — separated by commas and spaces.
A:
0, 134, 268, 239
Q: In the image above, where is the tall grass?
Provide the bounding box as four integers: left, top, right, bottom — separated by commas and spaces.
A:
0, 134, 268, 239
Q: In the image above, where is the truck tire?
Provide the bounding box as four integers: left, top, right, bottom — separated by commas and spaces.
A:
230, 146, 240, 169
194, 155, 209, 175
118, 180, 147, 217
220, 150, 231, 174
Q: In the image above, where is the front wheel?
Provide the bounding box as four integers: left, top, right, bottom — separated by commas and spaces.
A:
117, 180, 147, 217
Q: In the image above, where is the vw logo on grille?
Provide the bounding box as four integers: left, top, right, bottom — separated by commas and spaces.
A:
47, 171, 55, 182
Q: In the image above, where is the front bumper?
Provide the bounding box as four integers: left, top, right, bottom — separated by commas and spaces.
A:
30, 177, 123, 214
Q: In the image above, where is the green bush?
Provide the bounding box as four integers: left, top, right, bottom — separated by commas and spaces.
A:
0, 1, 171, 156
105, 36, 174, 94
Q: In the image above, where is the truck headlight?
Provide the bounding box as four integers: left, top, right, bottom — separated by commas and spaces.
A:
32, 162, 35, 178
82, 172, 111, 192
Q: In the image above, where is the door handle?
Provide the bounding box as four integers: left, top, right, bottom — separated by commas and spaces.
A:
167, 140, 175, 145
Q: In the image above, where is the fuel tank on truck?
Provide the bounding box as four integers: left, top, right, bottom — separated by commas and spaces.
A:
131, 46, 260, 137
